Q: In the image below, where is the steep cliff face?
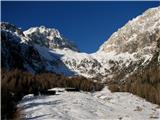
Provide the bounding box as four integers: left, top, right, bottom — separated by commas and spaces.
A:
99, 7, 160, 55
1, 24, 46, 72
1, 7, 160, 82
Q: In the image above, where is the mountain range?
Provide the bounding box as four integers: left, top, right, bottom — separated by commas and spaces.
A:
1, 6, 160, 83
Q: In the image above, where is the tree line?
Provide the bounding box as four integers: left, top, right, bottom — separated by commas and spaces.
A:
108, 65, 160, 105
1, 69, 103, 120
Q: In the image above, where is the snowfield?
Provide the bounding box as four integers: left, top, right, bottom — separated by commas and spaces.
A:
19, 87, 160, 120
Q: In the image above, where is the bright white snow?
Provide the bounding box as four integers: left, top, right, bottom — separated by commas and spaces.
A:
19, 87, 160, 120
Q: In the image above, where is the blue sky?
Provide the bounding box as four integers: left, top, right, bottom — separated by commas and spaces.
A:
1, 1, 159, 53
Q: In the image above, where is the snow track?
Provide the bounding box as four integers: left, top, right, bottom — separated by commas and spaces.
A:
19, 87, 160, 120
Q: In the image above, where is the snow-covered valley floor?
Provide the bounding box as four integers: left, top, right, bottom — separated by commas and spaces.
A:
19, 87, 160, 120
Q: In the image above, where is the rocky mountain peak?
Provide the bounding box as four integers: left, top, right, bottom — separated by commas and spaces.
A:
24, 26, 79, 52
1, 22, 25, 36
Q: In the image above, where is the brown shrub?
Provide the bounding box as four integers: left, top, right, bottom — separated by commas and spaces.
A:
108, 84, 120, 92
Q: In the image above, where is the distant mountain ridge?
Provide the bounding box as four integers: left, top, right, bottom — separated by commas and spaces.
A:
1, 6, 160, 83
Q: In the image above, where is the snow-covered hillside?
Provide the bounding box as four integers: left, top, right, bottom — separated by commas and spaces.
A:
60, 7, 160, 82
19, 87, 160, 120
25, 7, 160, 82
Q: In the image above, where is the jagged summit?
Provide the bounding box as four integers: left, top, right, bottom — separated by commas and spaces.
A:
1, 22, 25, 36
24, 26, 79, 52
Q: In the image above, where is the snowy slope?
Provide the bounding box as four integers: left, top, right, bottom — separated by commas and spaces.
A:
19, 87, 160, 120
